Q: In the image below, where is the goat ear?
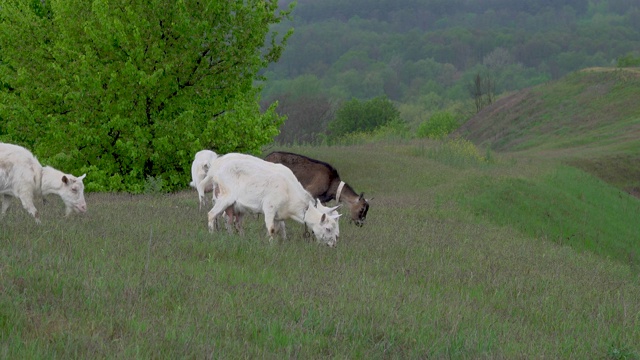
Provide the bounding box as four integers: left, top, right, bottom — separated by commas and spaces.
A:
359, 193, 364, 200
62, 175, 69, 185
78, 174, 86, 181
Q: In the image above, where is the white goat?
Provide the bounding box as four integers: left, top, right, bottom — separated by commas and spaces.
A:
190, 149, 218, 209
200, 153, 340, 237
0, 143, 87, 223
203, 153, 341, 247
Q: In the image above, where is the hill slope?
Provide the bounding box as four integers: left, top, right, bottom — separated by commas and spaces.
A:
457, 67, 640, 196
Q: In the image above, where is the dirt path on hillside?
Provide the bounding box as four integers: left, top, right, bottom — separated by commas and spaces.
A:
581, 67, 640, 75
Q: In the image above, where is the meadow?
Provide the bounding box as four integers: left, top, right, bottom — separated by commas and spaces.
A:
1, 140, 639, 359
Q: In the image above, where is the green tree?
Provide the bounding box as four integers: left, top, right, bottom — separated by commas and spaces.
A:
468, 72, 495, 113
0, 0, 292, 192
617, 53, 640, 68
328, 96, 401, 138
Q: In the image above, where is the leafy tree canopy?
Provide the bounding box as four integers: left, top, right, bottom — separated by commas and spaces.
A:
0, 0, 292, 192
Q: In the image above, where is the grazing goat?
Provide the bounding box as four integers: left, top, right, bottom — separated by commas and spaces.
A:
264, 151, 370, 226
190, 149, 218, 209
202, 153, 341, 247
0, 143, 87, 223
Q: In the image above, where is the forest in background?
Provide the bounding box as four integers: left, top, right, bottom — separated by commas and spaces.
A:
261, 0, 640, 144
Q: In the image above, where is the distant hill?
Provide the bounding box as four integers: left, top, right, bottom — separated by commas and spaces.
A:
265, 0, 640, 105
264, 1, 640, 145
457, 67, 640, 196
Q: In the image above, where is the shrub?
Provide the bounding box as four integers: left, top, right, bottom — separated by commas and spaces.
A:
617, 53, 640, 68
416, 111, 459, 139
328, 96, 401, 138
421, 137, 488, 167
328, 118, 410, 145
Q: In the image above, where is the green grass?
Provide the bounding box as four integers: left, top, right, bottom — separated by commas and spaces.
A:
461, 165, 640, 267
567, 153, 640, 195
1, 141, 639, 358
457, 66, 640, 206
461, 68, 640, 156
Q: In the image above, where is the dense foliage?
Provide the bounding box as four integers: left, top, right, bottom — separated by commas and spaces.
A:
328, 96, 401, 139
416, 111, 459, 139
617, 53, 640, 67
0, 0, 292, 192
262, 0, 640, 143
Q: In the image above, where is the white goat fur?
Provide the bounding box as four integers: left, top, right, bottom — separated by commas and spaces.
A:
0, 143, 87, 223
190, 150, 218, 209
203, 153, 341, 247
200, 153, 340, 236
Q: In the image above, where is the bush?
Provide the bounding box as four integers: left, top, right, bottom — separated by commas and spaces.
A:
328, 96, 401, 138
416, 111, 459, 139
327, 118, 410, 145
617, 53, 640, 68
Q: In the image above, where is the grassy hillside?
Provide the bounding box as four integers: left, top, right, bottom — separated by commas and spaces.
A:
2, 69, 640, 357
2, 139, 638, 358
457, 67, 640, 196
